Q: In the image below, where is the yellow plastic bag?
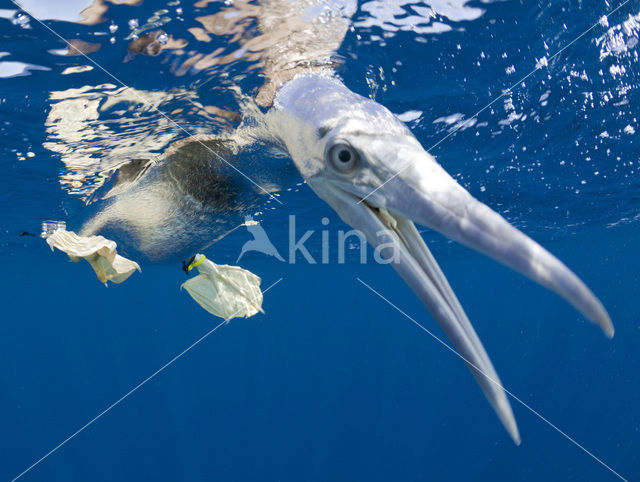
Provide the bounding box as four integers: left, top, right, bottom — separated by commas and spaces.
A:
181, 254, 264, 321
46, 229, 141, 285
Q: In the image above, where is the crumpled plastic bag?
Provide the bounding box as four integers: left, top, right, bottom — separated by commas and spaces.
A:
181, 254, 264, 321
46, 229, 141, 285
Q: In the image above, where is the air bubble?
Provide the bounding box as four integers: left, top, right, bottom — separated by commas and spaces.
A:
13, 13, 30, 28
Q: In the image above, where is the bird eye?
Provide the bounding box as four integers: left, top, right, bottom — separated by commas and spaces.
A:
326, 141, 359, 174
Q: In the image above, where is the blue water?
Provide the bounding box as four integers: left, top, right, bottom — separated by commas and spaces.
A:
1, 0, 639, 480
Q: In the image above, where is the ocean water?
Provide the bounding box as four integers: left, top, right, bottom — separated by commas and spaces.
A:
1, 0, 639, 480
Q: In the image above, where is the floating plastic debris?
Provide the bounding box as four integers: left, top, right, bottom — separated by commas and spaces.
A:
181, 254, 264, 321
44, 226, 140, 285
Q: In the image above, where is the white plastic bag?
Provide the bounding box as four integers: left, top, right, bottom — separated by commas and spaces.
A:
181, 254, 264, 321
46, 229, 141, 285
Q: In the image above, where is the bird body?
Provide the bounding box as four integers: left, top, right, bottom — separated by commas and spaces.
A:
68, 0, 612, 443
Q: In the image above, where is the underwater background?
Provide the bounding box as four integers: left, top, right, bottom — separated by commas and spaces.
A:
1, 0, 639, 480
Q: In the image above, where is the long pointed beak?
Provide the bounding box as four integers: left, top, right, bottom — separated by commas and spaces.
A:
358, 152, 613, 338
308, 144, 612, 444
